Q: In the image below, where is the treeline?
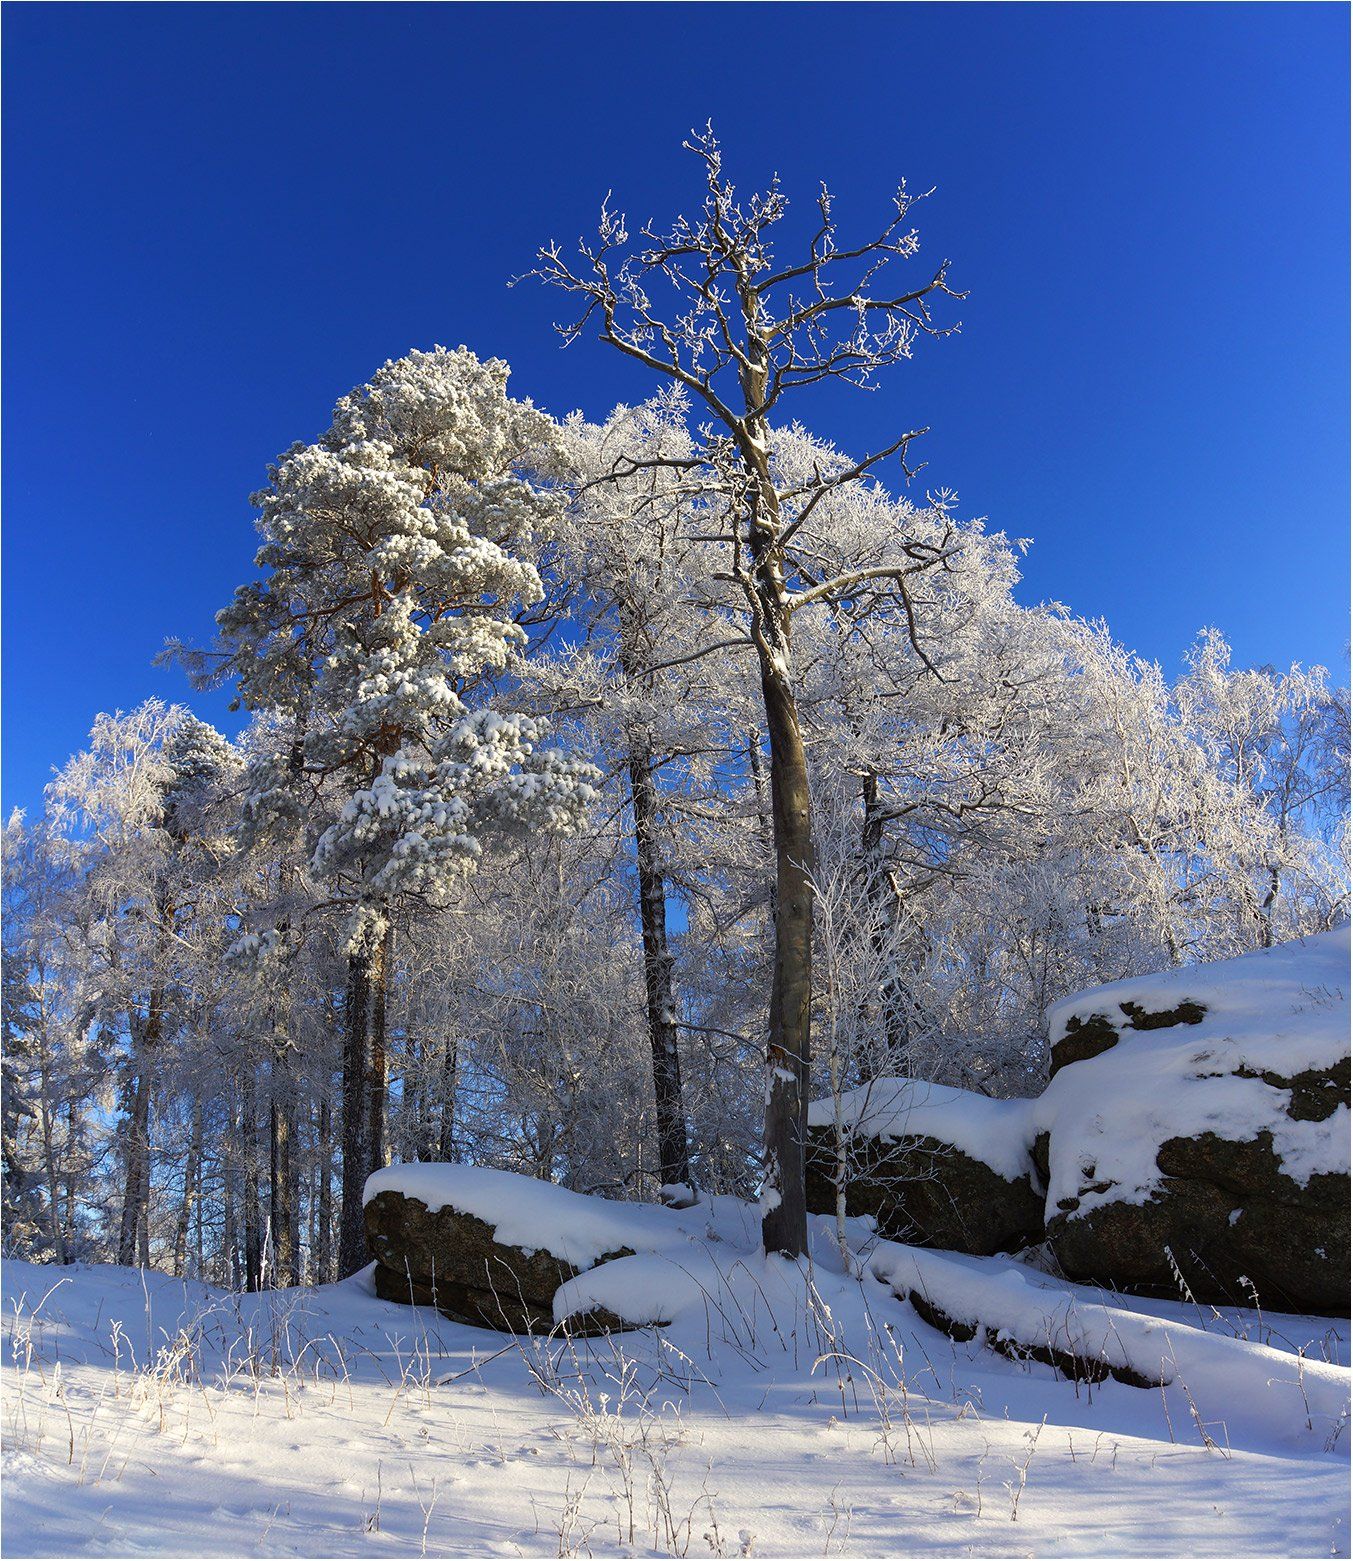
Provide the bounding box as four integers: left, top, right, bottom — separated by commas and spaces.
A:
3, 137, 1347, 1281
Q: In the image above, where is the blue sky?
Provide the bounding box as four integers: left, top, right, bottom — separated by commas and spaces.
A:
3, 2, 1348, 813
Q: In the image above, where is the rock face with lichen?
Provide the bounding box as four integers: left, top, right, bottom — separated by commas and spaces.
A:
1048, 998, 1207, 1077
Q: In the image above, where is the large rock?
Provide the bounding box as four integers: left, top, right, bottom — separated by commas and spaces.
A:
812, 932, 1350, 1316
363, 1164, 686, 1333
1044, 1109, 1350, 1313
804, 1080, 1044, 1256
365, 1190, 617, 1331
1039, 931, 1350, 1314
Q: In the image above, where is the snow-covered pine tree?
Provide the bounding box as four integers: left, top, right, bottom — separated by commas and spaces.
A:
215, 346, 598, 1273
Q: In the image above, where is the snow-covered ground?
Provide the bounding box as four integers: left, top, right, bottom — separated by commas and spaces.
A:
4, 1204, 1348, 1558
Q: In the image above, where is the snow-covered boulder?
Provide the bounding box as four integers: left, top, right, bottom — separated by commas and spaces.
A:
1038, 928, 1350, 1313
807, 930, 1348, 1314
363, 1165, 689, 1332
804, 1079, 1044, 1255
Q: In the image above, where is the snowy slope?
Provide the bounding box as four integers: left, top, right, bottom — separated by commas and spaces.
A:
4, 1206, 1348, 1559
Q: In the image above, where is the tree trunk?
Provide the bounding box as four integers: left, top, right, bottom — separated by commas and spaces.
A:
316, 1094, 333, 1285
119, 1053, 155, 1268
861, 772, 910, 1068
741, 414, 815, 1260
757, 646, 815, 1258
366, 922, 393, 1178
626, 734, 691, 1190
174, 1098, 202, 1275
241, 1068, 263, 1291
437, 1035, 458, 1162
120, 878, 174, 1270
137, 1092, 152, 1268
269, 1097, 292, 1286
337, 951, 371, 1278
270, 1039, 297, 1287
34, 1000, 65, 1264
64, 1101, 78, 1256
119, 1052, 150, 1265
1260, 864, 1280, 948
223, 1096, 239, 1289
287, 1108, 301, 1283
748, 732, 772, 846
195, 1147, 205, 1278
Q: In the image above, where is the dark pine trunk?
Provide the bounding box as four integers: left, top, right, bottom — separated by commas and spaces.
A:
117, 1063, 147, 1266
437, 1035, 459, 1162
316, 1094, 333, 1285
337, 951, 371, 1278
269, 1082, 296, 1287
861, 772, 910, 1067
366, 923, 393, 1180
241, 1068, 263, 1291
626, 735, 691, 1191
120, 986, 166, 1266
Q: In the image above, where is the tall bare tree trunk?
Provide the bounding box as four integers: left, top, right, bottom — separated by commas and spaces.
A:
861, 772, 910, 1067
531, 138, 960, 1258
744, 424, 816, 1260
338, 951, 370, 1278
437, 1036, 458, 1162
270, 1082, 295, 1287
241, 1068, 263, 1291
174, 1098, 202, 1275
626, 736, 691, 1191
366, 922, 393, 1179
756, 647, 815, 1257
316, 1094, 333, 1285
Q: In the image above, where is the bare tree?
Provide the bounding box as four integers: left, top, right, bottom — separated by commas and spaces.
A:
528, 127, 964, 1255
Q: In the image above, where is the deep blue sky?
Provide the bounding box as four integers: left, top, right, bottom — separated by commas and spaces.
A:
4, 3, 1348, 813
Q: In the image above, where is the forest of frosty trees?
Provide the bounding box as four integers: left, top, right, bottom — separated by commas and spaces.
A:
3, 137, 1348, 1286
